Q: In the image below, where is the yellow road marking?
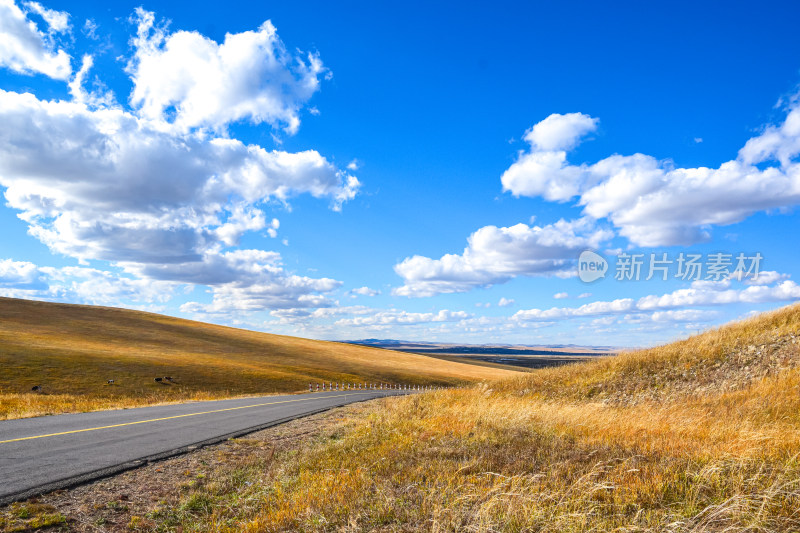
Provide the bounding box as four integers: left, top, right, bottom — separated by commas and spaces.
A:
0, 392, 379, 445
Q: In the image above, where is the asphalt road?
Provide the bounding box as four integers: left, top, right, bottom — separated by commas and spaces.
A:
0, 390, 408, 505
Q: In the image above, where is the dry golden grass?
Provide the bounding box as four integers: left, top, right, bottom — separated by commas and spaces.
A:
496, 303, 800, 404
0, 297, 517, 419
125, 304, 800, 532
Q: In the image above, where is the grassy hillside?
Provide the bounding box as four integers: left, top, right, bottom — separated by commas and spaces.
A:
0, 297, 518, 419
124, 304, 800, 532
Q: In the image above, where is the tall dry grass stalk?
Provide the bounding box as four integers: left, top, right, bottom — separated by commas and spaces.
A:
139, 304, 800, 532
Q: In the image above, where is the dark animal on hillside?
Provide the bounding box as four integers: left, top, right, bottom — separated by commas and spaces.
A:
107, 380, 115, 385
164, 376, 173, 382
154, 377, 163, 383
31, 385, 41, 392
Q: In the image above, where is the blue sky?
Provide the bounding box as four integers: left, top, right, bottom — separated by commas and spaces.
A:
1, 0, 800, 347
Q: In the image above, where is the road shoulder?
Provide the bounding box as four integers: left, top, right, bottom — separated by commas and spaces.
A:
0, 401, 375, 532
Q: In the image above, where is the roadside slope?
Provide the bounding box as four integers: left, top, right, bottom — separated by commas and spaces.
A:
126, 303, 800, 532
0, 297, 518, 419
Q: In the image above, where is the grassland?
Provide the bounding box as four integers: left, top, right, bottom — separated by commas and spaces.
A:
0, 297, 518, 419
94, 303, 800, 532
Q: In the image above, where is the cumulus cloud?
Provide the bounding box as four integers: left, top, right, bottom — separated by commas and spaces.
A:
0, 0, 72, 79
635, 279, 800, 310
743, 270, 790, 286
553, 292, 568, 299
114, 249, 341, 313
394, 217, 612, 297
501, 113, 598, 201
648, 309, 718, 322
0, 89, 358, 264
0, 258, 176, 306
348, 286, 380, 298
334, 309, 471, 328
0, 258, 49, 291
270, 305, 371, 324
0, 6, 360, 314
498, 297, 515, 307
502, 106, 800, 246
128, 9, 326, 134
47, 266, 176, 305
523, 112, 599, 152
739, 103, 800, 167
514, 298, 636, 321
513, 278, 800, 323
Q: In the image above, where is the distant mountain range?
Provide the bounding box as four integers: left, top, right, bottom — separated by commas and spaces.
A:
344, 339, 621, 356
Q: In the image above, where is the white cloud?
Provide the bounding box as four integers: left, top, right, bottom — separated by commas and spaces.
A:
744, 270, 790, 286
739, 103, 800, 167
578, 292, 592, 298
266, 218, 280, 239
394, 217, 612, 297
67, 54, 115, 107
82, 18, 97, 40
553, 292, 568, 299
502, 105, 800, 246
635, 279, 800, 310
501, 149, 588, 202
347, 159, 360, 171
648, 309, 718, 322
0, 8, 361, 315
0, 258, 48, 291
334, 309, 471, 328
349, 286, 380, 298
0, 0, 72, 79
269, 305, 371, 324
513, 278, 800, 323
23, 1, 69, 33
128, 9, 326, 134
0, 89, 358, 266
514, 298, 636, 321
522, 112, 598, 152
0, 258, 176, 306
501, 113, 598, 201
47, 266, 176, 305
498, 297, 515, 307
174, 250, 341, 314
214, 206, 269, 246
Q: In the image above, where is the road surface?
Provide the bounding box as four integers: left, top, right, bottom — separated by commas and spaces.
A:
0, 390, 407, 505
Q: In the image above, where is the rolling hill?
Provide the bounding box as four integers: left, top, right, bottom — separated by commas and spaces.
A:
145, 302, 800, 531
0, 297, 519, 419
